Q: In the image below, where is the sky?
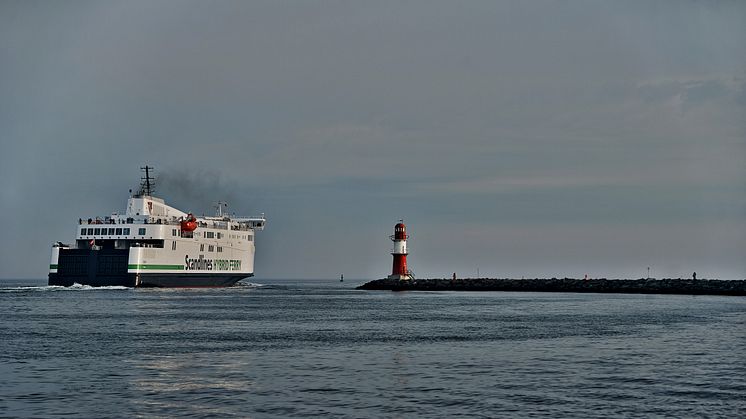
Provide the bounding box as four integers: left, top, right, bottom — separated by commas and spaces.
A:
1, 1, 744, 280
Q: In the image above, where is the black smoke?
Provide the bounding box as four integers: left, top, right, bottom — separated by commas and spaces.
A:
156, 168, 247, 217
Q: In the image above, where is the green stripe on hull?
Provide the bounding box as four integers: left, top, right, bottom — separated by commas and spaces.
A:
50, 264, 58, 269
128, 264, 184, 270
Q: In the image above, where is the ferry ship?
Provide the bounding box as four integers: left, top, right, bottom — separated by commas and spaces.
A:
48, 167, 266, 287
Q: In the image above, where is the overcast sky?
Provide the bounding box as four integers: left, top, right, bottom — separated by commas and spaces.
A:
1, 1, 744, 280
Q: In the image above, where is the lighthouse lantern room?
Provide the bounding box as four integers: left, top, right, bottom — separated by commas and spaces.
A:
388, 221, 413, 280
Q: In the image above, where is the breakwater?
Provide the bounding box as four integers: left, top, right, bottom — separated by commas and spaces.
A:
357, 277, 746, 296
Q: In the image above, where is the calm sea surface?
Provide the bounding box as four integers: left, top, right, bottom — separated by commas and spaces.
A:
1, 278, 745, 418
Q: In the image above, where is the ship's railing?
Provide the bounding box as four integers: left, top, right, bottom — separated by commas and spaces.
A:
78, 216, 259, 231
79, 216, 182, 226
233, 216, 266, 231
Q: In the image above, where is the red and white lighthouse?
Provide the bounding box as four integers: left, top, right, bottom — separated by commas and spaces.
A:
388, 221, 413, 280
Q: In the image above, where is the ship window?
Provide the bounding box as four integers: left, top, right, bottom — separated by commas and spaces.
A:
208, 245, 214, 252
206, 232, 214, 239
138, 228, 146, 235
81, 228, 86, 235
248, 235, 253, 242
172, 241, 177, 250
87, 228, 94, 235
116, 228, 122, 235
94, 228, 101, 235
108, 228, 115, 235
172, 229, 176, 236
217, 246, 222, 252
217, 233, 222, 239
200, 244, 204, 252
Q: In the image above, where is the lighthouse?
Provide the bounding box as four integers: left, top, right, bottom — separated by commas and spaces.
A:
388, 221, 413, 280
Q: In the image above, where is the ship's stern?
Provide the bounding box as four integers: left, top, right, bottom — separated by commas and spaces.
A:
48, 246, 135, 287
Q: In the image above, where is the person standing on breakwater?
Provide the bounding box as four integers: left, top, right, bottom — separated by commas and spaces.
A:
693, 272, 697, 280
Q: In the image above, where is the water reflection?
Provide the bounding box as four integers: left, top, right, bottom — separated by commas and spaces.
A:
127, 354, 256, 417
2, 280, 745, 417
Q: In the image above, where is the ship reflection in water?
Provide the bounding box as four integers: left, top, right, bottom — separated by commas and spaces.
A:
127, 355, 256, 417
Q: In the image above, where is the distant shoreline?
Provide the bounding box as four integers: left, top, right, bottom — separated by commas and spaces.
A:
357, 277, 746, 296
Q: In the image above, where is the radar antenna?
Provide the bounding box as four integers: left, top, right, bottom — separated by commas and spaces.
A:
137, 165, 156, 197
215, 201, 228, 217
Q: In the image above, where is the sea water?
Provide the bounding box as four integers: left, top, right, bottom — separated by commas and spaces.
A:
1, 278, 744, 418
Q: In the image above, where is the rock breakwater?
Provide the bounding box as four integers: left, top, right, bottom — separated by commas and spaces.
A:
357, 277, 746, 296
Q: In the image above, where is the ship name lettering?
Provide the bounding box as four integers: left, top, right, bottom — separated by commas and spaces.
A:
184, 254, 213, 271
214, 259, 242, 271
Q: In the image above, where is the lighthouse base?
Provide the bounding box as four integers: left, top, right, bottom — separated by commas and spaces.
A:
387, 274, 413, 280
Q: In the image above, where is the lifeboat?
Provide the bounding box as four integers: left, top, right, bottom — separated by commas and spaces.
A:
180, 213, 198, 232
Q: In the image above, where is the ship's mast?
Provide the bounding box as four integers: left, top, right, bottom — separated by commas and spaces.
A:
138, 165, 155, 197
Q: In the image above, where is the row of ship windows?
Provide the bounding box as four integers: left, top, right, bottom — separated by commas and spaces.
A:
170, 229, 252, 241
81, 227, 252, 242
169, 242, 224, 252
81, 227, 144, 236
200, 244, 223, 252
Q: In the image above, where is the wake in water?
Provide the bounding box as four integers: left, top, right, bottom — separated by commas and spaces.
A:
238, 281, 266, 288
0, 283, 131, 293
236, 281, 290, 290
0, 281, 284, 292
